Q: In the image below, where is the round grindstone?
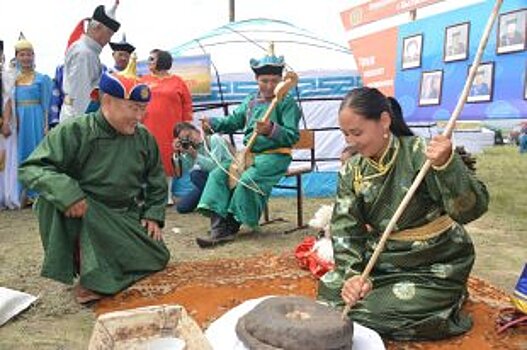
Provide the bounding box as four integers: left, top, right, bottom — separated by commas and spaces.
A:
235, 296, 353, 350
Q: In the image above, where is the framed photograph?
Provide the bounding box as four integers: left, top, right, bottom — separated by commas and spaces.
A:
467, 62, 494, 103
444, 22, 470, 62
419, 70, 443, 106
402, 34, 423, 69
497, 9, 527, 54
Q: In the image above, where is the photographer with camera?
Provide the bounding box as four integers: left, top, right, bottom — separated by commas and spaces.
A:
172, 122, 232, 213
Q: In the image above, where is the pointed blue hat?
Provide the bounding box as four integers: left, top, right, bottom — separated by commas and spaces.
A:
250, 42, 285, 76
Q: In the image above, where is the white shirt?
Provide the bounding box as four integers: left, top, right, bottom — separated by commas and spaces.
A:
60, 35, 103, 122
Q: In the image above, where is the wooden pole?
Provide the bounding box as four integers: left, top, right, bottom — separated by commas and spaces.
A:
229, 0, 235, 22
341, 0, 504, 320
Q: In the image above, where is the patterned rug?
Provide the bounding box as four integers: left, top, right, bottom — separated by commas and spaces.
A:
95, 253, 526, 349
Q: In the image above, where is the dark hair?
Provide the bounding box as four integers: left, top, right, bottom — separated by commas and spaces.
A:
151, 49, 173, 71
387, 96, 414, 136
173, 121, 197, 138
339, 87, 414, 137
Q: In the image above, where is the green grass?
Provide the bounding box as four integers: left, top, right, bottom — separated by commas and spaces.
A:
475, 145, 527, 230
465, 145, 526, 292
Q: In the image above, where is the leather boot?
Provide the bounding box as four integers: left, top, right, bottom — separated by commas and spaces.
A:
225, 214, 241, 235
196, 213, 236, 248
210, 213, 227, 239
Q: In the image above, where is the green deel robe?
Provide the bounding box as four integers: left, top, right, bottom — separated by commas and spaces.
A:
18, 111, 170, 294
317, 135, 489, 340
197, 93, 300, 227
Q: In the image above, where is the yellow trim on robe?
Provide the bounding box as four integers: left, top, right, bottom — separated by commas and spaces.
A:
432, 148, 455, 171
261, 147, 292, 155
512, 290, 527, 314
389, 215, 455, 241
17, 99, 40, 106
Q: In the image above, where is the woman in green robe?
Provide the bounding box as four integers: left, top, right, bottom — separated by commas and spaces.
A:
317, 87, 489, 340
196, 48, 300, 248
19, 71, 170, 303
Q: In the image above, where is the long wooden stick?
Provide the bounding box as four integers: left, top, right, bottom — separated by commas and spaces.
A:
245, 98, 278, 151
342, 0, 504, 319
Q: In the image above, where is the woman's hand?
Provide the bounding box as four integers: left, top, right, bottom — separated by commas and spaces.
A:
341, 276, 372, 307
426, 135, 453, 168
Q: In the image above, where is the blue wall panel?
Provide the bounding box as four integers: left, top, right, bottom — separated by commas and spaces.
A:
395, 0, 527, 122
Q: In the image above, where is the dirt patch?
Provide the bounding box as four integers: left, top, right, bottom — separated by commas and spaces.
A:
96, 253, 317, 327
95, 254, 527, 349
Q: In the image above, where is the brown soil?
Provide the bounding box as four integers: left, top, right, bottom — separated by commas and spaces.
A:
95, 253, 527, 350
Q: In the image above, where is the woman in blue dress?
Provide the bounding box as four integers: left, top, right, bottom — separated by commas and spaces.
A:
1, 34, 52, 205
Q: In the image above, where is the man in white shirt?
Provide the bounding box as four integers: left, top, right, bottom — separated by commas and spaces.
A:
60, 4, 120, 122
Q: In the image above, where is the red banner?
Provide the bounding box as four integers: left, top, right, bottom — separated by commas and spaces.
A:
341, 0, 445, 30
348, 27, 399, 96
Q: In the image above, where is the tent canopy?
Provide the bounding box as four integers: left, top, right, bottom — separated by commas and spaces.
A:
168, 19, 361, 197
169, 18, 355, 75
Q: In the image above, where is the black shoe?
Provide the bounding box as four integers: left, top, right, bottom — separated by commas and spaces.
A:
225, 214, 241, 235
196, 234, 236, 248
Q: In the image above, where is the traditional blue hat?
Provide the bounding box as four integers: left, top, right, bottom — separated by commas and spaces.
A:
99, 72, 150, 102
250, 42, 285, 76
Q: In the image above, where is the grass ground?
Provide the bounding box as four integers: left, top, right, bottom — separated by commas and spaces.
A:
0, 145, 525, 349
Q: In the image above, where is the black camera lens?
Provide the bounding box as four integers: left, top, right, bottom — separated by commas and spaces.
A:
179, 138, 190, 148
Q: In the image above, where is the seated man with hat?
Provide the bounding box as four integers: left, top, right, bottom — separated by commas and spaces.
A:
196, 45, 301, 248
19, 68, 170, 303
109, 33, 135, 73
60, 3, 120, 122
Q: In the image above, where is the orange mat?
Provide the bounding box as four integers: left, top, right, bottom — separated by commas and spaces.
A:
95, 253, 526, 349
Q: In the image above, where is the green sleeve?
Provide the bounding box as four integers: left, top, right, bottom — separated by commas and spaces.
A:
266, 95, 301, 146
179, 135, 232, 173
318, 163, 368, 304
427, 152, 489, 224
141, 132, 168, 226
197, 134, 232, 172
18, 123, 86, 211
210, 97, 249, 134
179, 153, 196, 172
195, 153, 215, 173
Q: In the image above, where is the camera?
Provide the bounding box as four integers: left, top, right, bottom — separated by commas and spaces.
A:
179, 137, 197, 150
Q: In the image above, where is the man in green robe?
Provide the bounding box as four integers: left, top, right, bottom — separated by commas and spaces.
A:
19, 71, 170, 303
196, 47, 301, 247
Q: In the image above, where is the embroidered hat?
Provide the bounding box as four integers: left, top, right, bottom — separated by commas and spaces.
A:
109, 33, 135, 53
99, 73, 150, 103
250, 42, 285, 76
14, 32, 33, 52
92, 4, 120, 32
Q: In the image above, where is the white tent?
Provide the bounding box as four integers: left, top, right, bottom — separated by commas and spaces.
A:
169, 19, 361, 197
